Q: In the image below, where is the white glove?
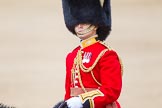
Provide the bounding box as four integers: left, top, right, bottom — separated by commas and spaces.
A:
66, 97, 83, 108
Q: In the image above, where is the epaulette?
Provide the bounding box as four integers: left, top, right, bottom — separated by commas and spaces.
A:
99, 41, 124, 76
99, 41, 112, 51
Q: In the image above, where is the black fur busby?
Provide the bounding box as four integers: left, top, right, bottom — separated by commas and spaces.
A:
62, 0, 111, 41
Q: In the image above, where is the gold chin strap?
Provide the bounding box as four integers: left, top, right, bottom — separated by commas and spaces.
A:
76, 25, 96, 35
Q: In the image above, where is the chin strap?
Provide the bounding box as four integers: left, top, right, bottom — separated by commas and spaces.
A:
76, 25, 96, 36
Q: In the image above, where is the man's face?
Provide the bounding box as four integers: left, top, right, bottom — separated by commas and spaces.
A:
74, 24, 91, 34
74, 24, 97, 40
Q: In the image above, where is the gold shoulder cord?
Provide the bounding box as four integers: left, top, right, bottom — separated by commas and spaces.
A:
90, 70, 102, 86
100, 41, 124, 75
78, 49, 108, 73
119, 57, 124, 76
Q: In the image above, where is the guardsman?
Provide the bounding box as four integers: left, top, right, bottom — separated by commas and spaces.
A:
53, 0, 123, 108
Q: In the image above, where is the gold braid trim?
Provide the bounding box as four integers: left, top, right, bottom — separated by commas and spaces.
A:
100, 41, 124, 76
71, 58, 77, 83
77, 49, 108, 91
77, 64, 87, 93
71, 48, 108, 93
90, 70, 102, 86
99, 41, 112, 50
79, 90, 104, 103
71, 53, 87, 92
89, 99, 94, 108
119, 57, 124, 76
78, 49, 108, 73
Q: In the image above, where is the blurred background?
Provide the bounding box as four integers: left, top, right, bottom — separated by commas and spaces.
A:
0, 0, 162, 108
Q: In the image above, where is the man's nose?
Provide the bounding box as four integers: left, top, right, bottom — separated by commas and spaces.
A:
78, 24, 83, 28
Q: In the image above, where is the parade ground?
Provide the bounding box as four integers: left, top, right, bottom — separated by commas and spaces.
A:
0, 0, 162, 108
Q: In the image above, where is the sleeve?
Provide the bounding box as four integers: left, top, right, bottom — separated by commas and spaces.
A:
64, 53, 72, 100
78, 50, 122, 108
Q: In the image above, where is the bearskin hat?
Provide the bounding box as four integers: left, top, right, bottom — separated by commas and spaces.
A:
62, 0, 111, 41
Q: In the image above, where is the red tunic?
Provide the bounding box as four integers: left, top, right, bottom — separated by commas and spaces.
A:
64, 40, 122, 108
